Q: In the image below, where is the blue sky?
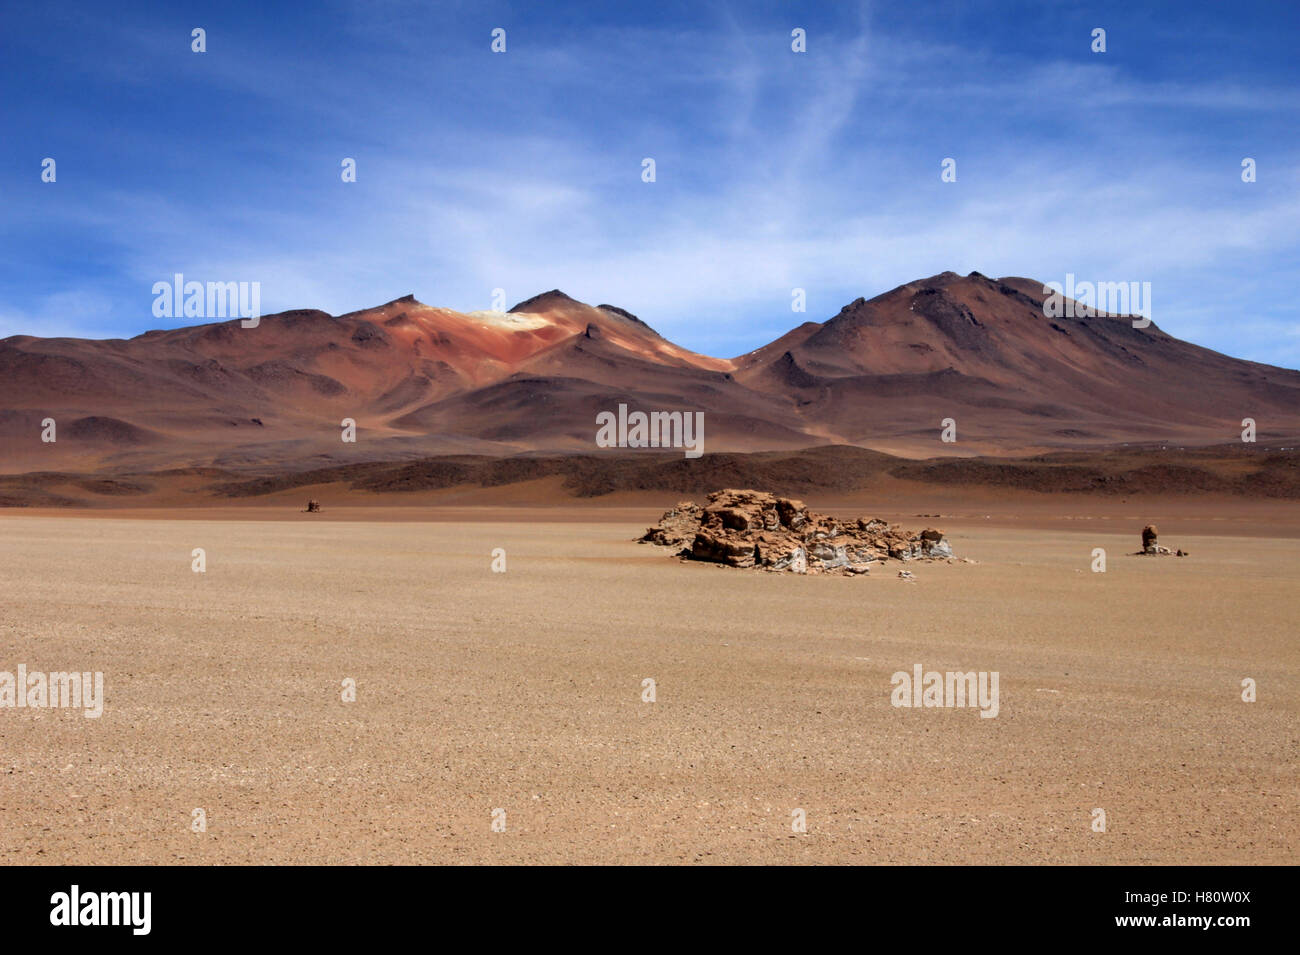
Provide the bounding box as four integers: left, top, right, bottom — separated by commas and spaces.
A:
2, 0, 1298, 365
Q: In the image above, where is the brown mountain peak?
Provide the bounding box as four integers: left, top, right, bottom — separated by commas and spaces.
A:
508, 290, 580, 313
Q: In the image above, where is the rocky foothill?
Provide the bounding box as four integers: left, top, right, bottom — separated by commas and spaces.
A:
638, 488, 955, 575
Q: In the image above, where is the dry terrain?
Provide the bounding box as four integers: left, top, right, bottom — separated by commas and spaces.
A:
1, 499, 1295, 864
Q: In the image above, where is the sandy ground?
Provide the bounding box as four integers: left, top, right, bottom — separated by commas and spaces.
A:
0, 510, 1295, 865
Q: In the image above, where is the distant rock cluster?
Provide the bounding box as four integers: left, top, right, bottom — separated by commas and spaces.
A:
639, 488, 954, 575
1137, 523, 1187, 557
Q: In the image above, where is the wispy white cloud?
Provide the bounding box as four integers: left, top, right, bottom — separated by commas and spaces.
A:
3, 1, 1297, 368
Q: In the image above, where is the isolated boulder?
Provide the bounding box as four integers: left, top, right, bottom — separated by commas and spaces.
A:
1136, 523, 1187, 557
639, 488, 956, 575
1141, 524, 1159, 552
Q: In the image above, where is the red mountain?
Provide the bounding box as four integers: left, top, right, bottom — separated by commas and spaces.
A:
3, 272, 1298, 473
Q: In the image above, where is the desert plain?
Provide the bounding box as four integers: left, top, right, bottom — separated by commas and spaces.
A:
1, 489, 1295, 865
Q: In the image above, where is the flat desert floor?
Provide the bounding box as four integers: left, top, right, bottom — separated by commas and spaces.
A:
1, 508, 1296, 864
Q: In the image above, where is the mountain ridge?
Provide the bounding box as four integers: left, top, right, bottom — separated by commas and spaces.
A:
3, 271, 1298, 473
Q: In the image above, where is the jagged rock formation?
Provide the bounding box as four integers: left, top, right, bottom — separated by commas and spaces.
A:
638, 488, 953, 574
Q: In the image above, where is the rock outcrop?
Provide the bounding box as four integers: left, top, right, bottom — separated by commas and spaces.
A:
1137, 523, 1187, 557
638, 501, 702, 548
638, 488, 954, 574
